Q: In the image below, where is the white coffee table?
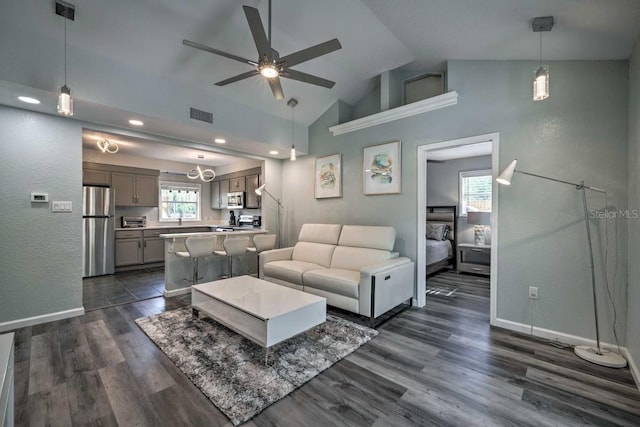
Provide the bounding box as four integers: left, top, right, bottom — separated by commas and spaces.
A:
191, 275, 326, 364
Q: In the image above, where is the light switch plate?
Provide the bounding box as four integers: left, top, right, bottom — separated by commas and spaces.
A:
52, 201, 73, 212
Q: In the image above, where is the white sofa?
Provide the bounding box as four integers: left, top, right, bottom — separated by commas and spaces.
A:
259, 224, 415, 323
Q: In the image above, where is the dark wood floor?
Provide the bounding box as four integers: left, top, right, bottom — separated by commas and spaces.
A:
12, 270, 640, 426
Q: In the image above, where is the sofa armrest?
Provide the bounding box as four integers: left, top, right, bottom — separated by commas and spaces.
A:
359, 257, 415, 318
259, 247, 294, 279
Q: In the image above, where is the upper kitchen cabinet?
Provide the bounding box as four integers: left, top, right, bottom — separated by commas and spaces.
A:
83, 169, 111, 186
112, 172, 158, 206
210, 167, 261, 209
211, 179, 229, 209
229, 177, 245, 192
245, 174, 260, 208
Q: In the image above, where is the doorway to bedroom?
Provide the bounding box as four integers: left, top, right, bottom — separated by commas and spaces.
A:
416, 133, 499, 325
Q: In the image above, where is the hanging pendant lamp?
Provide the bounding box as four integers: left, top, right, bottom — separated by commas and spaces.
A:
287, 98, 298, 161
532, 16, 553, 101
56, 1, 75, 116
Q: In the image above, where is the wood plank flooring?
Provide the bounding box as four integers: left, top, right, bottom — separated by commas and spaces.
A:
12, 270, 640, 426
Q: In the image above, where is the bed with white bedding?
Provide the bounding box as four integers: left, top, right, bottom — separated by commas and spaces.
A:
426, 206, 457, 275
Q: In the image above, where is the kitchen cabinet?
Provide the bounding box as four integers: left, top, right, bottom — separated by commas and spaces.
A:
83, 169, 111, 185
112, 172, 158, 207
115, 238, 143, 267
210, 179, 230, 209
229, 177, 245, 192
245, 174, 260, 208
143, 238, 165, 263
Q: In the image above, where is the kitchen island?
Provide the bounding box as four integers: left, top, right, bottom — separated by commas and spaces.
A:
160, 229, 268, 296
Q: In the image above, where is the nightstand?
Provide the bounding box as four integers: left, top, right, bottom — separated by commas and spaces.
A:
457, 243, 491, 276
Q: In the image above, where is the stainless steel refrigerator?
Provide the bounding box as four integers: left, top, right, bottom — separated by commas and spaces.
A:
83, 185, 115, 277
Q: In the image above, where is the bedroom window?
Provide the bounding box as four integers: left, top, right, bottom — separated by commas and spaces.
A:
459, 169, 492, 216
159, 181, 201, 221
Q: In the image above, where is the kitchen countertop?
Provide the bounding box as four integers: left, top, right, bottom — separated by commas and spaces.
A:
115, 224, 222, 231
159, 228, 268, 239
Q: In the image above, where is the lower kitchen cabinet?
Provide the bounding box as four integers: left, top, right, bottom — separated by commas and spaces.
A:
115, 238, 143, 267
143, 237, 164, 263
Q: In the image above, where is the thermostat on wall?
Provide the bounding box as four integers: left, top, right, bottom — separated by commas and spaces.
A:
30, 192, 49, 203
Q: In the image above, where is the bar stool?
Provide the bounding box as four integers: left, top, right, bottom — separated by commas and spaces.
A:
175, 235, 218, 286
214, 236, 250, 278
247, 234, 277, 276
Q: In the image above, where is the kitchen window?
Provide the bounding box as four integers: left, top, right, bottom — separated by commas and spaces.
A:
459, 169, 492, 216
159, 181, 201, 221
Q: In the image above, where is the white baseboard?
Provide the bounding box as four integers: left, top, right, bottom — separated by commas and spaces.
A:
164, 287, 191, 298
0, 307, 85, 333
493, 318, 620, 351
622, 348, 640, 392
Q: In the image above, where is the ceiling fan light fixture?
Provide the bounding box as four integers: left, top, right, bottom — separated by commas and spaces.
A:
259, 63, 279, 79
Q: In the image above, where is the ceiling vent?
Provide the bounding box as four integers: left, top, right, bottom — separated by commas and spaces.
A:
190, 107, 213, 124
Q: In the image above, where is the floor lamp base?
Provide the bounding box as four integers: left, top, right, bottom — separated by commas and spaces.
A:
574, 345, 627, 368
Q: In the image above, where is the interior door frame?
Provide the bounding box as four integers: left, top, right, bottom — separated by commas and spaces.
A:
416, 132, 499, 325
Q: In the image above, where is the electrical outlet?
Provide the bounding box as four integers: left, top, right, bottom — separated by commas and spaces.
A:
528, 286, 539, 299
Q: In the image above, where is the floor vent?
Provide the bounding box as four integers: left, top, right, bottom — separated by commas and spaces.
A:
190, 107, 213, 124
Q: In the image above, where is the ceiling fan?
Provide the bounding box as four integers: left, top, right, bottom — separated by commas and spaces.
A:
183, 0, 341, 100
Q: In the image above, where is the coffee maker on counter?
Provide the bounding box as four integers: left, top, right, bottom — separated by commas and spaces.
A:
229, 210, 236, 226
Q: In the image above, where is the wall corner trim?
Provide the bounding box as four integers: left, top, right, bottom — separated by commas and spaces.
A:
328, 91, 458, 136
0, 307, 85, 333
622, 348, 640, 392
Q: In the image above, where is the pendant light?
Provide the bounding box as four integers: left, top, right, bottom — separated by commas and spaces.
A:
56, 1, 75, 116
287, 98, 298, 161
96, 139, 119, 154
532, 16, 554, 101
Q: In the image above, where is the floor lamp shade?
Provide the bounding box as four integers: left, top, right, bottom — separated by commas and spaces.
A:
496, 159, 517, 185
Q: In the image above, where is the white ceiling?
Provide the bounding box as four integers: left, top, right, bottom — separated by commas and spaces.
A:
1, 0, 639, 164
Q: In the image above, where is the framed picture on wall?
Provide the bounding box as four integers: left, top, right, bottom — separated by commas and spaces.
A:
363, 141, 401, 195
314, 153, 342, 199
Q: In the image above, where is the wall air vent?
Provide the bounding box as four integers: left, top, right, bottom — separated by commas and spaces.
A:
190, 107, 213, 124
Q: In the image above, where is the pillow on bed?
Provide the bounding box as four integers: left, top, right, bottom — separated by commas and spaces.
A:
426, 223, 446, 240
442, 225, 450, 240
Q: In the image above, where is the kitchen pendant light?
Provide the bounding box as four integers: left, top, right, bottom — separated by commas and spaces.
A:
532, 16, 553, 101
287, 98, 298, 161
187, 165, 216, 182
96, 139, 119, 154
56, 1, 75, 116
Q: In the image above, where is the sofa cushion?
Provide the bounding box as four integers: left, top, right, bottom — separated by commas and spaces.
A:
298, 223, 342, 245
303, 269, 360, 299
338, 225, 396, 251
263, 260, 325, 285
292, 241, 336, 268
330, 246, 393, 271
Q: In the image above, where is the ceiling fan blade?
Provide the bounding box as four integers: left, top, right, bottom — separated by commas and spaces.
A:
279, 39, 342, 68
215, 70, 260, 86
243, 6, 271, 59
183, 40, 258, 66
281, 69, 335, 89
267, 77, 284, 100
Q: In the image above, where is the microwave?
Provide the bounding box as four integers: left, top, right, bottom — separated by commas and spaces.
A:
227, 192, 244, 209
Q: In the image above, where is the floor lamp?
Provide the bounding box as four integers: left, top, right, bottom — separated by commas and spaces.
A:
255, 183, 284, 248
497, 159, 627, 368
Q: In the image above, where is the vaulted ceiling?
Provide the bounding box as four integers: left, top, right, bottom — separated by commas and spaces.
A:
1, 0, 639, 161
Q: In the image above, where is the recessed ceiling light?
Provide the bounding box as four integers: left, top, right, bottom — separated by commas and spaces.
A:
128, 119, 144, 126
269, 150, 279, 155
18, 96, 40, 104
214, 138, 226, 144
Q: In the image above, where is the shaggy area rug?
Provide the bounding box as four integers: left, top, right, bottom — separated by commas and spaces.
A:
135, 307, 378, 425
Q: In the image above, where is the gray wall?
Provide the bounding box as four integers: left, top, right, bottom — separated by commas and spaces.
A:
0, 106, 83, 325
427, 155, 492, 244
627, 36, 640, 371
283, 60, 629, 344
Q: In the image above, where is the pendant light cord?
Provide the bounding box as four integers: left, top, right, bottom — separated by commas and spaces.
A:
291, 104, 294, 149
539, 31, 543, 67
64, 17, 67, 85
